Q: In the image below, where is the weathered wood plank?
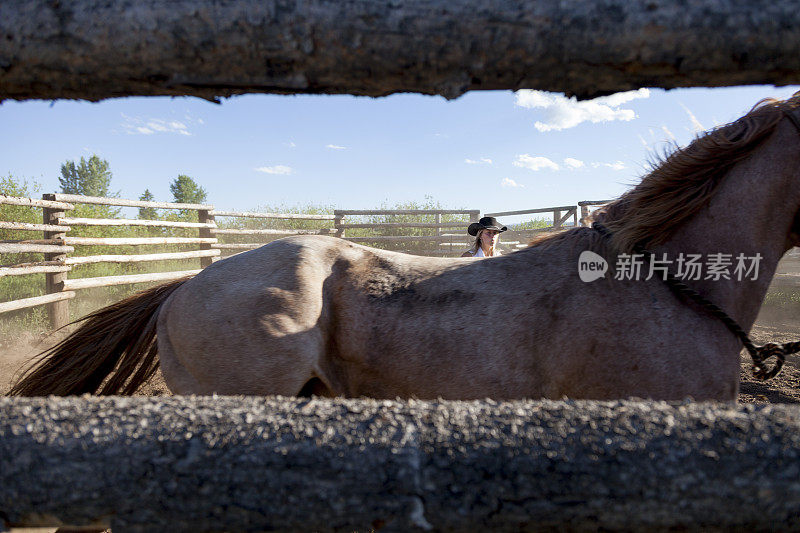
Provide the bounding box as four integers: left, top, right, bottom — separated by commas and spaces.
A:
4, 1, 800, 102
485, 206, 577, 217
212, 228, 332, 235
336, 210, 479, 216
62, 270, 199, 290
336, 222, 467, 229
53, 194, 212, 211
63, 237, 217, 246
0, 220, 70, 232
0, 194, 73, 210
0, 291, 75, 314
0, 239, 64, 245
212, 210, 336, 220
3, 398, 800, 531
0, 265, 71, 278
0, 260, 64, 269
556, 208, 576, 227
344, 235, 473, 243
64, 249, 220, 265
577, 200, 613, 206
212, 243, 264, 250
58, 217, 216, 229
0, 243, 74, 254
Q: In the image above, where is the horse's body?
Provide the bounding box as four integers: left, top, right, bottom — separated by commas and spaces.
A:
10, 92, 800, 400
157, 234, 738, 400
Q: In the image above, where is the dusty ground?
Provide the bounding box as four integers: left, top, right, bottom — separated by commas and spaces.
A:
2, 320, 800, 403
0, 327, 171, 397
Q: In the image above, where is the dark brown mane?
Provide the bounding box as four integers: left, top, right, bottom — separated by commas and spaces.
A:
529, 90, 800, 252
593, 90, 800, 252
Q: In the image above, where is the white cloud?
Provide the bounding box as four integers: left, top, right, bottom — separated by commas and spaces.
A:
501, 178, 524, 188
592, 161, 626, 171
593, 90, 651, 107
326, 144, 346, 150
513, 154, 560, 172
661, 125, 676, 141
679, 103, 705, 133
284, 141, 297, 148
255, 165, 293, 175
465, 157, 493, 165
121, 114, 196, 136
563, 157, 584, 169
514, 88, 650, 131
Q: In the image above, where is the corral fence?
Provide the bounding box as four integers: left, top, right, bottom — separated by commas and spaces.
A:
333, 208, 480, 256
0, 193, 608, 330
486, 205, 578, 250
6, 192, 800, 332
1, 193, 218, 330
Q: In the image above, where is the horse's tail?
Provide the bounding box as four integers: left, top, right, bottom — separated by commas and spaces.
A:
8, 278, 189, 397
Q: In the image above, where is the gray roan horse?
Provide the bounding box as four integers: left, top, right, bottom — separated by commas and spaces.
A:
10, 92, 800, 401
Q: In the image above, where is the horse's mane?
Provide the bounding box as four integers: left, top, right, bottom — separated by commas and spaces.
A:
529, 90, 800, 253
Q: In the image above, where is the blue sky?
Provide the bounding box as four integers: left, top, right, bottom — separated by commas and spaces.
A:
1, 84, 798, 223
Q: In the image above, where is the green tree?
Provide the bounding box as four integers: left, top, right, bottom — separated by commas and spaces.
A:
169, 175, 207, 220
138, 189, 159, 220
59, 155, 115, 197
59, 155, 119, 218
0, 174, 41, 239
169, 175, 207, 205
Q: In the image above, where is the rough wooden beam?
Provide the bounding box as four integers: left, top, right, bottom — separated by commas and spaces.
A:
52, 194, 212, 211
2, 0, 799, 102
0, 291, 75, 315
2, 397, 800, 531
61, 270, 199, 290
62, 237, 217, 246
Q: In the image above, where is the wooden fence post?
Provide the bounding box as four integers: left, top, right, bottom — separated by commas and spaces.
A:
553, 209, 562, 228
198, 208, 216, 268
434, 213, 441, 256
42, 193, 69, 330
334, 211, 344, 238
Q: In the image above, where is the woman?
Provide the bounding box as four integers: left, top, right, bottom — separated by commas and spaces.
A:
461, 216, 507, 257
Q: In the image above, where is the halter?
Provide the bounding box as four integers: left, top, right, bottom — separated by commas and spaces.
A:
593, 108, 800, 381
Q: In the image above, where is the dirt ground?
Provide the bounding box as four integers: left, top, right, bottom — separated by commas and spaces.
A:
2, 318, 800, 403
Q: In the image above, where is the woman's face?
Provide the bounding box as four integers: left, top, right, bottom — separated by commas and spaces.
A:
480, 229, 500, 248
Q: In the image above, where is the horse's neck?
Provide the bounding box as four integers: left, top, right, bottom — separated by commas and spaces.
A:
656, 118, 800, 331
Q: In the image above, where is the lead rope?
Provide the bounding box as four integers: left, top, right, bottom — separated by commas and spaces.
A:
592, 220, 796, 380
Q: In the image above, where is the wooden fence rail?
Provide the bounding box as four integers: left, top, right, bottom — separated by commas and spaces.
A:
332, 209, 480, 256
0, 193, 220, 329
3, 194, 615, 329
4, 396, 800, 531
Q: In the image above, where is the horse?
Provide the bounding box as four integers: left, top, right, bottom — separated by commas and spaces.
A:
9, 91, 800, 401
